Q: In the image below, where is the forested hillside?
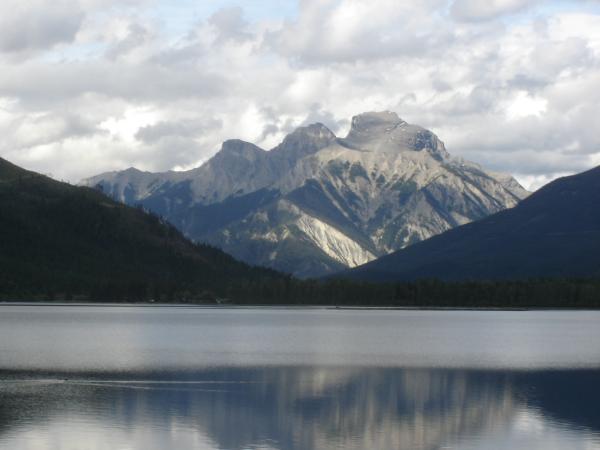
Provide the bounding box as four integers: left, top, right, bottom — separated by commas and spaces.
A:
344, 166, 600, 283
0, 157, 283, 301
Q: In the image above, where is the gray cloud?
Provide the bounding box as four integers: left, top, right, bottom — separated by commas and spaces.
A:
300, 103, 347, 133
266, 0, 453, 64
208, 6, 253, 42
0, 112, 101, 150
451, 0, 538, 22
0, 0, 84, 54
0, 0, 598, 189
0, 61, 228, 107
105, 22, 154, 60
136, 118, 223, 144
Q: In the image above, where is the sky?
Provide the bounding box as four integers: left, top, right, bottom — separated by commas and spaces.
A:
1, 0, 599, 190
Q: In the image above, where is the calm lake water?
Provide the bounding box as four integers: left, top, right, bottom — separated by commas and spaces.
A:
0, 306, 599, 450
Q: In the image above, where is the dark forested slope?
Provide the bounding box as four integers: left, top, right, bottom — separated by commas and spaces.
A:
0, 158, 282, 301
343, 166, 600, 282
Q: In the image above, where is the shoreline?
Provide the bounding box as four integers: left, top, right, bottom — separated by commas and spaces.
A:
0, 301, 597, 311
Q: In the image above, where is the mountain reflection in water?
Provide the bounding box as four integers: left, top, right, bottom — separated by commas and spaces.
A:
1, 367, 598, 450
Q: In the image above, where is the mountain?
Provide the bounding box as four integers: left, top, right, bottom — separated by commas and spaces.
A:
0, 157, 282, 301
84, 111, 528, 278
342, 166, 600, 282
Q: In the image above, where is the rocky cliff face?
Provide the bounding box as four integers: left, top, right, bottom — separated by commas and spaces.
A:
83, 111, 528, 277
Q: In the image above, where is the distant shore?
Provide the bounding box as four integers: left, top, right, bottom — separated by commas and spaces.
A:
2, 301, 597, 311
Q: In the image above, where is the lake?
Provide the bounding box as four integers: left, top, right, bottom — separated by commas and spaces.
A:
0, 305, 599, 450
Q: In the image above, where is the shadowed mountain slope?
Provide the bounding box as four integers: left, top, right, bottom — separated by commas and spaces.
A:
342, 166, 600, 282
0, 158, 282, 300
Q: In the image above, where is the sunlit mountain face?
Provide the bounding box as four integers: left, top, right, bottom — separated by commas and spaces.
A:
84, 112, 528, 278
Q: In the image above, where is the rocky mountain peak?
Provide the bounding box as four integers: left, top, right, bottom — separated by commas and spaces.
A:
294, 122, 336, 139
217, 139, 265, 161
347, 111, 405, 138
84, 110, 528, 278
122, 167, 144, 175
344, 111, 449, 160
271, 123, 337, 161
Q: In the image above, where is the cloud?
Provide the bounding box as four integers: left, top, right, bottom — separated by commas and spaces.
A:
267, 0, 451, 64
0, 0, 598, 190
105, 22, 155, 61
0, 0, 84, 54
208, 6, 253, 42
0, 61, 228, 107
0, 111, 100, 153
135, 118, 223, 144
451, 0, 538, 22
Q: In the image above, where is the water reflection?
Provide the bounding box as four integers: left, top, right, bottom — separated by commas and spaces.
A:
1, 367, 598, 450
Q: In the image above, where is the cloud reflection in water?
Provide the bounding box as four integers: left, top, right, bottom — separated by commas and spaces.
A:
0, 367, 599, 450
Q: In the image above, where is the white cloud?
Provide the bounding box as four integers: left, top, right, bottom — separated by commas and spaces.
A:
515, 172, 573, 191
451, 0, 538, 22
0, 0, 598, 191
99, 107, 159, 144
505, 91, 547, 120
268, 0, 451, 63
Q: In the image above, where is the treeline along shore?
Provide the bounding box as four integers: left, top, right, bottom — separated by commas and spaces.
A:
2, 277, 600, 308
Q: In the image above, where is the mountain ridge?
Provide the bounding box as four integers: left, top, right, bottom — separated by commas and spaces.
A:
84, 111, 529, 277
